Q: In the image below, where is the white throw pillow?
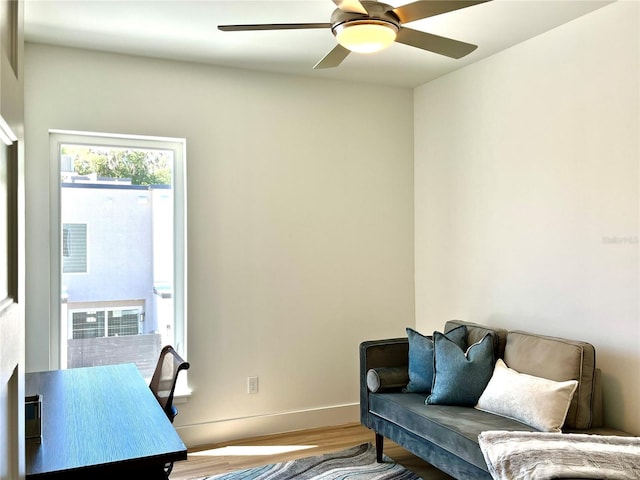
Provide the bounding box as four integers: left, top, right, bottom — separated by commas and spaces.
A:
475, 358, 578, 432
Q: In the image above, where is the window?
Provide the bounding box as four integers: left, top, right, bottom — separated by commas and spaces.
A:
50, 131, 187, 379
62, 223, 87, 273
71, 310, 105, 339
70, 307, 142, 339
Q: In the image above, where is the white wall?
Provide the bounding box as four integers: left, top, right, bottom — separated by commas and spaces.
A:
24, 44, 415, 446
415, 1, 639, 434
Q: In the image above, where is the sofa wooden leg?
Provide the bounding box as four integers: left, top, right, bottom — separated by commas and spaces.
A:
375, 432, 384, 463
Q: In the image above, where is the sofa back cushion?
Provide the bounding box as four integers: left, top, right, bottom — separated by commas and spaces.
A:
503, 331, 595, 429
444, 320, 508, 360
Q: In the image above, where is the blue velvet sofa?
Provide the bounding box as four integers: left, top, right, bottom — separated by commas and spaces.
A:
359, 320, 619, 480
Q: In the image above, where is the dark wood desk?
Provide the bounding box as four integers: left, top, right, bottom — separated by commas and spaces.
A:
25, 363, 187, 479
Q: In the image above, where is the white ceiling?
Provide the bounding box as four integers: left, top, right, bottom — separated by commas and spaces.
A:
24, 0, 614, 88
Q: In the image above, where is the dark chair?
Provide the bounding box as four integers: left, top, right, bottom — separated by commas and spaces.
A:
150, 345, 190, 477
150, 345, 190, 423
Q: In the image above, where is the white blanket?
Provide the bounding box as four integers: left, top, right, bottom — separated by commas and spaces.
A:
478, 430, 640, 480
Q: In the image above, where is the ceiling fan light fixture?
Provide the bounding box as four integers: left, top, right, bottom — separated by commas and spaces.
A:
333, 20, 398, 54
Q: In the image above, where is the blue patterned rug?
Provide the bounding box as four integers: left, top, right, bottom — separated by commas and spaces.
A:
199, 442, 421, 479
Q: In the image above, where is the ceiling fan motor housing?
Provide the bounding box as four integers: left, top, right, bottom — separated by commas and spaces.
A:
330, 1, 401, 37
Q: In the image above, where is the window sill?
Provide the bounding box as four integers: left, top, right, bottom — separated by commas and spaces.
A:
173, 387, 192, 404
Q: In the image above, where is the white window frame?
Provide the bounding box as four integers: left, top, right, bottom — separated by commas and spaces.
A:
49, 130, 188, 371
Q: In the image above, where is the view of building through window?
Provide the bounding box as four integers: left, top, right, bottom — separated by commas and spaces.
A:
56, 136, 185, 380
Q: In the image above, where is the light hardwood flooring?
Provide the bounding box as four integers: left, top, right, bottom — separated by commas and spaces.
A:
169, 423, 454, 479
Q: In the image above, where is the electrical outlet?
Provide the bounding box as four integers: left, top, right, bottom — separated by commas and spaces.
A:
247, 376, 259, 394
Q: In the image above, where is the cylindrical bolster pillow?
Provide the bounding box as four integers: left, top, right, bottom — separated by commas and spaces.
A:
366, 366, 410, 393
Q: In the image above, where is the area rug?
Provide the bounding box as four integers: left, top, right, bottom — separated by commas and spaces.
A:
197, 442, 421, 480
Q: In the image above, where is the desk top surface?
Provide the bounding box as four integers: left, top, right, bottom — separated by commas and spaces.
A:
25, 363, 187, 477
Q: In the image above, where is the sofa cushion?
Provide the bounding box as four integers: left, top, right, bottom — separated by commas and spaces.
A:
503, 331, 596, 429
368, 392, 537, 471
445, 320, 508, 360
427, 332, 495, 406
476, 358, 578, 432
405, 325, 467, 393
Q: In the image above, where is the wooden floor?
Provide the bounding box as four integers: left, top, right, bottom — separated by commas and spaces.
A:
169, 423, 454, 479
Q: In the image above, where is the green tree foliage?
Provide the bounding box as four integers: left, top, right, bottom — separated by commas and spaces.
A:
62, 145, 172, 186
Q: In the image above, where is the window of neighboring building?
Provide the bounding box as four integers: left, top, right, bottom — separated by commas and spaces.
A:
70, 306, 142, 339
50, 130, 187, 381
62, 223, 87, 273
71, 310, 105, 339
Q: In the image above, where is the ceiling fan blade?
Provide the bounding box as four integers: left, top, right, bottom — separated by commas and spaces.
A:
395, 27, 477, 59
313, 44, 351, 69
218, 23, 331, 32
393, 1, 490, 24
332, 0, 368, 15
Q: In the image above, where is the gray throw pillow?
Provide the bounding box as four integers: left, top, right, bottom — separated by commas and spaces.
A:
405, 325, 467, 393
426, 331, 495, 406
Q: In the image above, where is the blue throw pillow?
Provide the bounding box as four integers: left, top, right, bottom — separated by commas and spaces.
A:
426, 331, 495, 406
405, 325, 467, 393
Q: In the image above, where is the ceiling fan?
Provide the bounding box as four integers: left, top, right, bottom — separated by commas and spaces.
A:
218, 0, 490, 69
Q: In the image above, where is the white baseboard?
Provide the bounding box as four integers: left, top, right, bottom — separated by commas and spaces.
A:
175, 403, 360, 449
